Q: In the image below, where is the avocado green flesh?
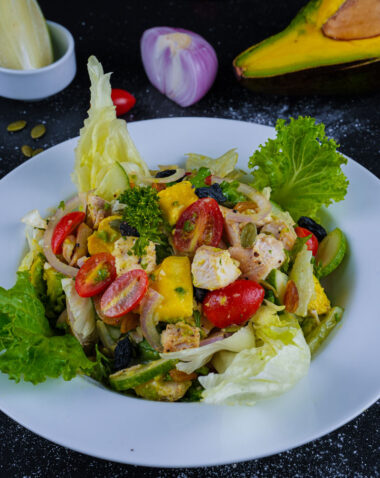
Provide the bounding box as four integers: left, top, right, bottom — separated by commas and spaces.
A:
109, 358, 178, 391
234, 0, 380, 93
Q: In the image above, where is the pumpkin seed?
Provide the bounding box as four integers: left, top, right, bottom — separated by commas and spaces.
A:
21, 145, 33, 157
31, 124, 46, 139
7, 120, 27, 132
32, 148, 44, 156
240, 223, 257, 248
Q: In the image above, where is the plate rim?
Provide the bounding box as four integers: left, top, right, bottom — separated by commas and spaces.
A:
0, 116, 379, 468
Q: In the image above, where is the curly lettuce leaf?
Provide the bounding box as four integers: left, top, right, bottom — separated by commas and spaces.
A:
199, 304, 310, 405
249, 117, 348, 220
0, 273, 99, 384
73, 56, 150, 193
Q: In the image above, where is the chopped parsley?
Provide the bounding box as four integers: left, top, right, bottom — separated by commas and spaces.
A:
174, 286, 186, 295
95, 267, 109, 283
183, 220, 195, 232
119, 185, 169, 257
219, 180, 247, 205
189, 167, 211, 188
58, 200, 65, 210
194, 310, 201, 328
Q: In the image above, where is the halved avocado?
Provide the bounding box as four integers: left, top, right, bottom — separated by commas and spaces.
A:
233, 0, 380, 95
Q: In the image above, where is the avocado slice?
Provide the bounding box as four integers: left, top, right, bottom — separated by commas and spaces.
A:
233, 0, 380, 95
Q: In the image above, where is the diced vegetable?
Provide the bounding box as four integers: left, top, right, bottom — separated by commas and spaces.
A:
305, 306, 343, 356
157, 181, 198, 226
308, 276, 331, 315
87, 215, 122, 255
134, 374, 192, 401
151, 256, 193, 321
289, 245, 314, 317
266, 269, 288, 304
94, 162, 130, 201
109, 358, 177, 391
315, 228, 347, 278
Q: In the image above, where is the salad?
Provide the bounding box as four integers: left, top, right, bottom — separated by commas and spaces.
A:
0, 57, 349, 405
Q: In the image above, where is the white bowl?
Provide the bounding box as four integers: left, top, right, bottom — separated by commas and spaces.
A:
0, 20, 76, 101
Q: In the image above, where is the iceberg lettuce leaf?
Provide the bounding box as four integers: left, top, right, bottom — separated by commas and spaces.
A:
73, 56, 150, 193
161, 325, 255, 374
185, 149, 238, 178
199, 305, 310, 405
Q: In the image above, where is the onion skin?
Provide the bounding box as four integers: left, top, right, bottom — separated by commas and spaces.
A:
141, 27, 218, 107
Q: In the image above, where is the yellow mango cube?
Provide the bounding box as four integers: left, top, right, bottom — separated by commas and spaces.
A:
87, 215, 122, 255
151, 256, 193, 321
308, 275, 331, 316
158, 181, 198, 226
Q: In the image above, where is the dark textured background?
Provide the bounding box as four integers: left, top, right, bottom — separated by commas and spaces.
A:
0, 1, 379, 476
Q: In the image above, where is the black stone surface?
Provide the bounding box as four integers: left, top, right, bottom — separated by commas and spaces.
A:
0, 1, 379, 476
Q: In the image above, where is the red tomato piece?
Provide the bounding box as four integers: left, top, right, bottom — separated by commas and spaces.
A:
295, 226, 319, 256
204, 175, 212, 186
75, 253, 116, 298
203, 280, 265, 328
111, 88, 136, 116
51, 211, 86, 255
100, 269, 148, 318
173, 198, 223, 253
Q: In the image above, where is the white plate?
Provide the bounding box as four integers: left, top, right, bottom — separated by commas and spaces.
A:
0, 117, 379, 468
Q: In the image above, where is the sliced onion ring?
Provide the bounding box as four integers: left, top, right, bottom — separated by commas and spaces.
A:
140, 288, 163, 351
212, 177, 271, 223
200, 331, 232, 347
143, 168, 185, 184
43, 195, 85, 278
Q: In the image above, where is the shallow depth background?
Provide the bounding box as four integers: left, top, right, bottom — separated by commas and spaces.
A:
0, 0, 379, 476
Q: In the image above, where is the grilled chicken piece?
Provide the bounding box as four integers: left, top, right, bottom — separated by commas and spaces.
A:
87, 194, 111, 229
229, 233, 285, 282
62, 235, 76, 264
261, 220, 297, 251
70, 222, 92, 266
219, 205, 256, 247
161, 322, 200, 353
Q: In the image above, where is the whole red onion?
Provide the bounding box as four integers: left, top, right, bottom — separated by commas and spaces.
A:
141, 26, 218, 107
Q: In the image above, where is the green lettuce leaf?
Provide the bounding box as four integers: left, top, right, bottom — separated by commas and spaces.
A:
249, 117, 348, 220
185, 148, 238, 178
73, 56, 150, 193
0, 273, 99, 384
199, 304, 310, 405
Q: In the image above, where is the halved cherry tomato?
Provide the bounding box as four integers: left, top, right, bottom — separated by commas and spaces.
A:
51, 211, 86, 255
173, 198, 223, 253
295, 226, 319, 256
111, 88, 136, 116
75, 253, 116, 298
203, 280, 265, 328
100, 269, 148, 318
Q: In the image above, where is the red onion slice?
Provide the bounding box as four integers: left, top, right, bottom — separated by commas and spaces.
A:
200, 331, 232, 347
140, 288, 163, 351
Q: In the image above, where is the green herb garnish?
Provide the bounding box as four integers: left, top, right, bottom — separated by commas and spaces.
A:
183, 220, 195, 232
119, 186, 168, 257
189, 167, 211, 188
219, 180, 247, 205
